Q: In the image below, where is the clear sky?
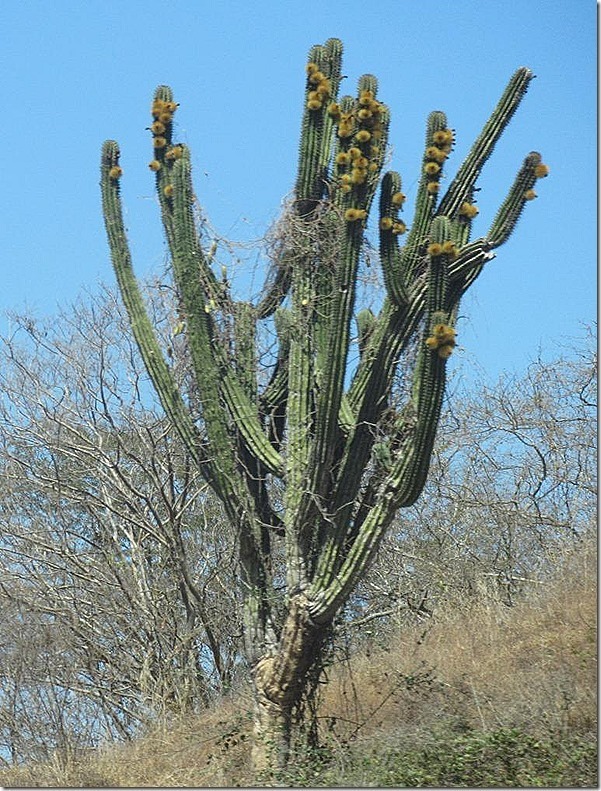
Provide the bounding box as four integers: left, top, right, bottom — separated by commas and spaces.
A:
0, 0, 596, 382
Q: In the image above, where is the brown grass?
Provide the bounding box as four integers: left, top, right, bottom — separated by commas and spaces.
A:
1, 540, 595, 787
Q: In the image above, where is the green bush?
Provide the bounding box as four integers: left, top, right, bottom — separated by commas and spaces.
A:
287, 728, 598, 788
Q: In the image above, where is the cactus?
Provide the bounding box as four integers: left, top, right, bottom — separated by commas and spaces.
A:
101, 39, 547, 774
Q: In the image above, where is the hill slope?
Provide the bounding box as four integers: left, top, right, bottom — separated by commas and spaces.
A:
1, 540, 596, 787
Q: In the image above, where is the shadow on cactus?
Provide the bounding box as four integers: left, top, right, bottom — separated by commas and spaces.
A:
100, 37, 548, 778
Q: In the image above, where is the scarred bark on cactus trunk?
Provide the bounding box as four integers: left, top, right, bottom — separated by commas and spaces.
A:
251, 594, 325, 775
100, 38, 546, 779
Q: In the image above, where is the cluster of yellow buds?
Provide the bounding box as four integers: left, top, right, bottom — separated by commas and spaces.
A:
523, 162, 550, 201
330, 88, 385, 141
425, 127, 454, 195
108, 166, 123, 180
151, 98, 178, 123
165, 145, 184, 161
380, 191, 408, 235
332, 88, 386, 199
336, 145, 376, 192
427, 240, 459, 258
148, 98, 180, 170
305, 62, 331, 110
425, 323, 457, 359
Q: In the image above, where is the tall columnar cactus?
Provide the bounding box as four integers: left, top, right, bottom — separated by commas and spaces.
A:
101, 39, 547, 774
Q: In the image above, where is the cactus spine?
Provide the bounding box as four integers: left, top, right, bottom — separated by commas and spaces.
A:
101, 39, 547, 773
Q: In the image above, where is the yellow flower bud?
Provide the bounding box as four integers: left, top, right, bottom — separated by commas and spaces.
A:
459, 202, 479, 219
165, 145, 184, 161
345, 208, 367, 222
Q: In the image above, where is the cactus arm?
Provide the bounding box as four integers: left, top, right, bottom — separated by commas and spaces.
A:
149, 87, 229, 313
167, 151, 251, 505
259, 308, 291, 450
436, 67, 534, 220
233, 302, 286, 535
100, 141, 212, 480
169, 154, 283, 477
295, 38, 343, 213
378, 172, 409, 305
487, 151, 544, 248
283, 262, 315, 590
280, 40, 349, 587
233, 301, 258, 401
401, 111, 450, 282
391, 217, 455, 507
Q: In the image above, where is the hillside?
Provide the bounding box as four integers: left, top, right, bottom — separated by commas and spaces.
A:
1, 539, 596, 788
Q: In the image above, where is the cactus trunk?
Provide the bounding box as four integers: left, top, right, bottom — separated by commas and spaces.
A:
251, 593, 325, 774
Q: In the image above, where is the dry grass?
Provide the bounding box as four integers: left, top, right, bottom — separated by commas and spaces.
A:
0, 695, 256, 788
324, 538, 596, 745
1, 540, 595, 787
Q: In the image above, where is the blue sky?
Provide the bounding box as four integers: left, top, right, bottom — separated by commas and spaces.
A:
0, 0, 596, 382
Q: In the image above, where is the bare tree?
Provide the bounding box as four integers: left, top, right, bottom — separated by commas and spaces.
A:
0, 287, 240, 763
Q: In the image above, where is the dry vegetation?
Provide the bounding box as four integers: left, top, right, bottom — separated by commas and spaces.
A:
1, 536, 595, 788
